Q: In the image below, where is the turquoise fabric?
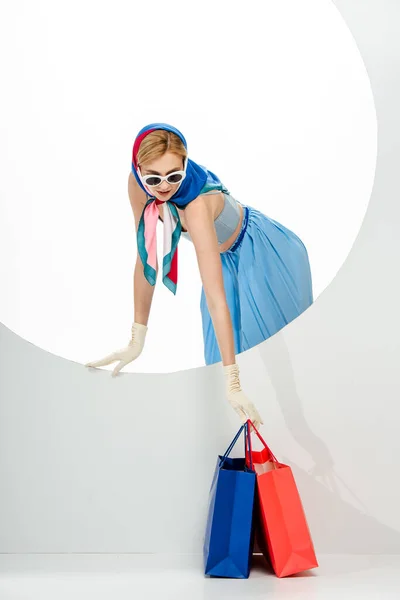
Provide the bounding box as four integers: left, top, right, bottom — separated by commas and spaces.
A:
200, 204, 314, 365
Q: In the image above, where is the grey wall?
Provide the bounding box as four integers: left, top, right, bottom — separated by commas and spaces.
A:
1, 0, 400, 554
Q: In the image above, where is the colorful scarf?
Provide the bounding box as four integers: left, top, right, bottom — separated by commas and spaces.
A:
131, 122, 223, 294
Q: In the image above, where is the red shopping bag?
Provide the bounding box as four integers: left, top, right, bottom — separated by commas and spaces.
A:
245, 420, 318, 578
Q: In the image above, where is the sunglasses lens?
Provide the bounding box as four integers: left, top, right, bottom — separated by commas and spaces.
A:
145, 176, 162, 186
167, 173, 183, 184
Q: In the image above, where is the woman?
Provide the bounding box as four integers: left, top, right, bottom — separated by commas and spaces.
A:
85, 122, 314, 431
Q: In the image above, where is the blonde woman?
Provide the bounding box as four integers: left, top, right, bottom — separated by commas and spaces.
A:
85, 123, 314, 431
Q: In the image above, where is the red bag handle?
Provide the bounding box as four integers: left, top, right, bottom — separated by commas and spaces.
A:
245, 420, 253, 469
244, 421, 254, 471
246, 419, 279, 464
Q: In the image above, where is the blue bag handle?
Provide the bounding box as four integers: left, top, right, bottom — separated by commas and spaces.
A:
219, 424, 245, 468
218, 422, 254, 471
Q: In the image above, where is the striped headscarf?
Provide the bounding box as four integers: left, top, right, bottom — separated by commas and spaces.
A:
131, 122, 223, 294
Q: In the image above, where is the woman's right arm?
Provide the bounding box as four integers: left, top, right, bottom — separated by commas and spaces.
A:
85, 175, 155, 375
128, 173, 158, 326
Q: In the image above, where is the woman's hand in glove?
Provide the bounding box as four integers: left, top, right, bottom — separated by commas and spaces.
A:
85, 322, 148, 377
224, 363, 263, 431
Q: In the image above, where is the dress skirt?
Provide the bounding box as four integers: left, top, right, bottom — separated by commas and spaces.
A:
200, 204, 314, 365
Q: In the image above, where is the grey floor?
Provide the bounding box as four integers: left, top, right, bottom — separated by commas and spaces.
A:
0, 554, 399, 599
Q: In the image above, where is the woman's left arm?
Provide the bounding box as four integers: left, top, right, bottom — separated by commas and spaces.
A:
184, 196, 263, 431
184, 196, 235, 366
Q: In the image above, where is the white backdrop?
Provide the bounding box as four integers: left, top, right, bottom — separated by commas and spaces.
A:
0, 0, 376, 373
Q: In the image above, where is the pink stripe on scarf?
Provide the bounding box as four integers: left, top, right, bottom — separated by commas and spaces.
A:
143, 201, 159, 271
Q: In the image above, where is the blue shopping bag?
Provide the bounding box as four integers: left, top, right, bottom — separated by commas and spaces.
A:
203, 422, 256, 578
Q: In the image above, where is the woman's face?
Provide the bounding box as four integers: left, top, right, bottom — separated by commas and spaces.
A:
139, 152, 184, 201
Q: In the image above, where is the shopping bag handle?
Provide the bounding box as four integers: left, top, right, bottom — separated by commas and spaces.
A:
219, 422, 254, 471
244, 421, 254, 471
219, 424, 245, 468
246, 419, 279, 463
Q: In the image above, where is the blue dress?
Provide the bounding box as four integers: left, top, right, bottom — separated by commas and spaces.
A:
200, 200, 314, 365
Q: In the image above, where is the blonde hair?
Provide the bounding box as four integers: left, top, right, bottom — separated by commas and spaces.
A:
137, 129, 187, 167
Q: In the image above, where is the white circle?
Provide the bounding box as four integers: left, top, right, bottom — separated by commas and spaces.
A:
0, 0, 377, 373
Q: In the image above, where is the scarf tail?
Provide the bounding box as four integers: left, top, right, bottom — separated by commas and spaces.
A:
162, 202, 181, 295
137, 200, 159, 286
163, 246, 178, 295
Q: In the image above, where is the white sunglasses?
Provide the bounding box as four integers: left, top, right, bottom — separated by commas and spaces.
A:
139, 157, 188, 188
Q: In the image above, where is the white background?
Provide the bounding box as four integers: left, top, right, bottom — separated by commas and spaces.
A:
0, 0, 376, 372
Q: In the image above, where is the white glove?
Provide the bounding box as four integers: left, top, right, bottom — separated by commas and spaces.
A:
224, 363, 263, 431
85, 322, 148, 377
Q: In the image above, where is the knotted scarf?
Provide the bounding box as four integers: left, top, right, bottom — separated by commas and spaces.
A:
131, 122, 224, 294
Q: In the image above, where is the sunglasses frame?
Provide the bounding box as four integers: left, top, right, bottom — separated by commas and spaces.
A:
138, 156, 188, 188
140, 170, 186, 187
